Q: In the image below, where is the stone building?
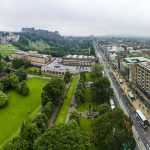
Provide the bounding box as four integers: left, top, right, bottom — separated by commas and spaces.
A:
11, 51, 52, 66
62, 55, 98, 66
132, 62, 150, 100
120, 57, 150, 82
41, 58, 91, 76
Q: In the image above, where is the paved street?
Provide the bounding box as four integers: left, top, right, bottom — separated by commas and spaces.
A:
93, 41, 150, 150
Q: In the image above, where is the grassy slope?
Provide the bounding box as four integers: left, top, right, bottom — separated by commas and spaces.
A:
29, 40, 50, 51
55, 75, 78, 124
0, 78, 49, 147
0, 44, 17, 56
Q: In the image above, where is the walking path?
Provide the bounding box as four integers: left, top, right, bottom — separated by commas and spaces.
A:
49, 82, 71, 126
65, 75, 79, 123
27, 74, 51, 80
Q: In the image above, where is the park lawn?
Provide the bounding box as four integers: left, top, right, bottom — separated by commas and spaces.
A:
77, 101, 99, 112
0, 44, 17, 56
80, 117, 93, 131
55, 75, 78, 124
0, 77, 49, 147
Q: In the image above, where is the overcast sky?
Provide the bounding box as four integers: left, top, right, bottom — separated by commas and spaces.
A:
0, 0, 150, 36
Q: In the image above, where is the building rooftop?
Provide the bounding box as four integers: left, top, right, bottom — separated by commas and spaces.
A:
64, 55, 95, 59
124, 57, 150, 63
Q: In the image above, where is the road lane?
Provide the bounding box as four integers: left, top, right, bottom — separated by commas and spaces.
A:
93, 41, 150, 150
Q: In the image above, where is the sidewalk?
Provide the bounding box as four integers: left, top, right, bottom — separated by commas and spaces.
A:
113, 70, 150, 119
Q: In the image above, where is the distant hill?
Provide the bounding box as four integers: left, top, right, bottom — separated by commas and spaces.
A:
12, 28, 93, 57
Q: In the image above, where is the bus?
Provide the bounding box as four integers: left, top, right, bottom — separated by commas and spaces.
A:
110, 99, 115, 109
135, 109, 149, 129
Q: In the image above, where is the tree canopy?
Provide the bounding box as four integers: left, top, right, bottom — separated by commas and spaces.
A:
91, 77, 113, 103
9, 73, 19, 89
64, 71, 71, 83
42, 76, 65, 106
17, 81, 29, 96
15, 69, 27, 82
0, 82, 4, 92
0, 77, 11, 91
2, 137, 29, 150
33, 122, 90, 150
92, 109, 135, 150
90, 64, 103, 79
0, 91, 8, 108
12, 58, 31, 69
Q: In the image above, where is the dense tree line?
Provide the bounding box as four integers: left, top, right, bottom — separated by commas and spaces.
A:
0, 59, 10, 74
0, 69, 28, 94
74, 72, 86, 104
64, 71, 71, 83
12, 31, 93, 57
41, 76, 65, 118
12, 58, 31, 69
93, 107, 136, 150
0, 70, 29, 110
90, 64, 103, 79
91, 77, 113, 103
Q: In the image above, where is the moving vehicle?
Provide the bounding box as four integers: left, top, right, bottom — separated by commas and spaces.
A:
128, 91, 134, 100
135, 109, 149, 129
110, 99, 115, 109
119, 79, 123, 84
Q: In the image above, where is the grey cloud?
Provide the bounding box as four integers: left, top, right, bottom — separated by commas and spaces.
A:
0, 0, 150, 36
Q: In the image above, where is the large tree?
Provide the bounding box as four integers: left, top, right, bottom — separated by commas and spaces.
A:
42, 76, 65, 106
12, 58, 31, 69
92, 109, 136, 150
15, 69, 27, 82
90, 64, 103, 79
20, 120, 39, 149
91, 77, 113, 103
0, 77, 11, 91
33, 122, 90, 150
0, 91, 8, 108
2, 137, 29, 150
43, 101, 55, 117
17, 81, 29, 96
33, 113, 48, 133
0, 61, 4, 72
0, 82, 4, 92
9, 73, 19, 89
64, 71, 71, 83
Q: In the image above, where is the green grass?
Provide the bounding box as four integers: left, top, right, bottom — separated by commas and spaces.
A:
29, 40, 50, 51
77, 73, 99, 112
80, 117, 93, 131
0, 44, 17, 56
0, 78, 49, 147
26, 67, 54, 78
55, 75, 78, 124
77, 101, 99, 112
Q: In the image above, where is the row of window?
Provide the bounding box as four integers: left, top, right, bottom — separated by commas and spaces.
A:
43, 70, 65, 75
